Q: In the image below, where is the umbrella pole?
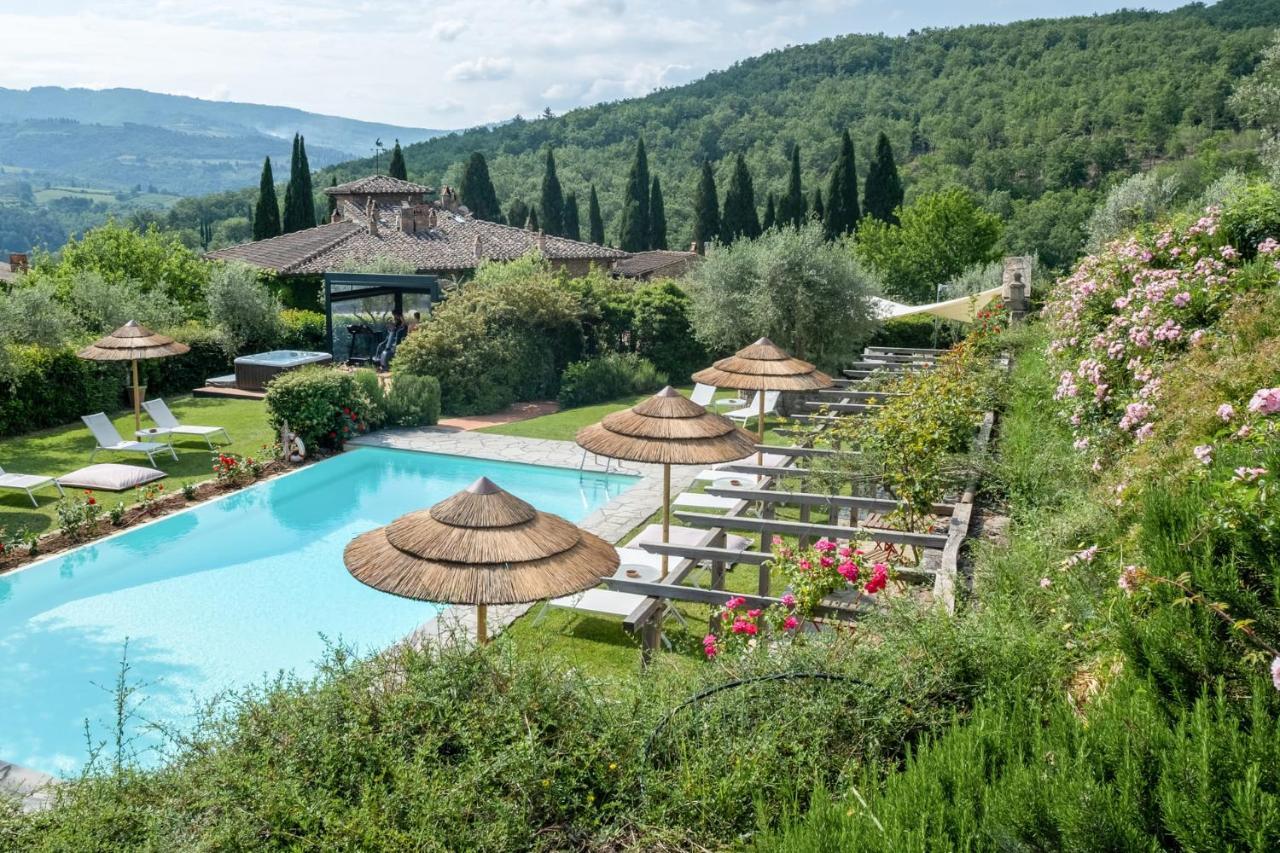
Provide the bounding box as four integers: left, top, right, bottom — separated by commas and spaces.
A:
661, 463, 670, 579
131, 358, 142, 432
476, 604, 488, 644
756, 391, 766, 465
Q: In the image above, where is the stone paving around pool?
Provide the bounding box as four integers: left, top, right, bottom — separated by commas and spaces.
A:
350, 428, 703, 646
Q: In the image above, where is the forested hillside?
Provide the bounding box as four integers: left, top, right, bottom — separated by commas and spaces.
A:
321, 0, 1279, 268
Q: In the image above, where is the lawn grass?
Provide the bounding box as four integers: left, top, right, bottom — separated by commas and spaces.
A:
0, 396, 275, 535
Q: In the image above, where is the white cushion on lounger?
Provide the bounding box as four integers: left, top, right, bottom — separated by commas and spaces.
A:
57, 464, 166, 492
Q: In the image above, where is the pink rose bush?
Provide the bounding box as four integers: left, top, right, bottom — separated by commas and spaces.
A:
704, 538, 892, 658
1045, 205, 1279, 466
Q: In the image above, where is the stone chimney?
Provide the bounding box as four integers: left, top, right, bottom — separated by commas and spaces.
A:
473, 233, 484, 260
690, 241, 699, 254
537, 230, 547, 254
440, 185, 459, 211
8, 252, 29, 272
399, 203, 437, 234
366, 198, 378, 236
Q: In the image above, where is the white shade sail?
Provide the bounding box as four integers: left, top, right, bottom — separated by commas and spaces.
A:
869, 286, 1003, 324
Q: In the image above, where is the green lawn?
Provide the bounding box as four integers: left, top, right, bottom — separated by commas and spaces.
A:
0, 396, 275, 536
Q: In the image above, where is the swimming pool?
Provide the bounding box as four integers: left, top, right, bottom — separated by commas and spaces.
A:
0, 448, 634, 777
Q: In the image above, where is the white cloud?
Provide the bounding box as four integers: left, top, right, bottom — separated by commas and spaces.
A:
429, 19, 466, 41
446, 56, 515, 82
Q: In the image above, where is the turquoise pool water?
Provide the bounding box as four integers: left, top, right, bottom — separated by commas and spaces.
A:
0, 448, 634, 777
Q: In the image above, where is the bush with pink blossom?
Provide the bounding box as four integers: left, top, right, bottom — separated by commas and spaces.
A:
1045, 201, 1280, 468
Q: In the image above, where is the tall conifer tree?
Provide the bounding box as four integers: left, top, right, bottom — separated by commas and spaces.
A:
761, 192, 777, 231
776, 144, 806, 227
460, 152, 502, 222
587, 185, 605, 245
823, 129, 860, 239
720, 154, 761, 244
296, 135, 315, 230
617, 138, 651, 251
649, 176, 668, 250
507, 199, 529, 231
863, 131, 904, 224
253, 157, 281, 240
691, 161, 720, 252
811, 187, 824, 222
563, 191, 581, 241
387, 140, 407, 180
538, 147, 566, 236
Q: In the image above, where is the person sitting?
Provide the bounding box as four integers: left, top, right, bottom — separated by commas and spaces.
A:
376, 312, 407, 371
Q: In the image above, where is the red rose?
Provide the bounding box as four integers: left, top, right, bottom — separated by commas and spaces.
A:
87, 498, 96, 506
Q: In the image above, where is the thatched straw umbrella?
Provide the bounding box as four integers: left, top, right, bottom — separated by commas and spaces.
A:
77, 321, 190, 432
344, 477, 619, 643
576, 386, 756, 577
692, 337, 833, 460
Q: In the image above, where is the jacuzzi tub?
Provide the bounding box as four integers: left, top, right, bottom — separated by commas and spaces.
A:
233, 350, 332, 391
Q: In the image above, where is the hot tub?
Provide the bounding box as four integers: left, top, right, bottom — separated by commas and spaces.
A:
233, 350, 332, 391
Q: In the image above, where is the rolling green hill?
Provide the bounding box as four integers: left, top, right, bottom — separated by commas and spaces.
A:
319, 0, 1279, 269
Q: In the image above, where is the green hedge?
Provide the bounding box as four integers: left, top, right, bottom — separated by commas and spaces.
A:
385, 374, 441, 427
279, 310, 327, 351
0, 345, 121, 436
557, 353, 666, 408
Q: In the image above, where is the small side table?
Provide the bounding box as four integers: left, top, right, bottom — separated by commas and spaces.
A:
135, 427, 175, 448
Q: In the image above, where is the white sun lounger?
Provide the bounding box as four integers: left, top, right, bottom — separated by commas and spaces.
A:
82, 413, 177, 467
627, 522, 752, 553
142, 399, 231, 448
692, 470, 767, 487
0, 465, 64, 507
672, 492, 741, 511
725, 390, 781, 425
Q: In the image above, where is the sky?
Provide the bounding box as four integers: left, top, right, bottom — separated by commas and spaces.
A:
0, 0, 1190, 130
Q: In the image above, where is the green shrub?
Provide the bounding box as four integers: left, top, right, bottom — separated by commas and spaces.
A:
0, 344, 121, 436
352, 368, 388, 429
630, 280, 706, 381
205, 261, 283, 353
557, 353, 665, 408
866, 314, 963, 351
264, 366, 366, 450
1219, 181, 1280, 258
395, 255, 584, 415
0, 282, 81, 348
384, 373, 441, 427
140, 324, 233, 397
279, 309, 327, 350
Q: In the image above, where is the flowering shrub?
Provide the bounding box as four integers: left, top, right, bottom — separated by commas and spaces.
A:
56, 491, 103, 541
1045, 202, 1280, 467
702, 596, 798, 658
212, 452, 265, 487
135, 482, 165, 514
769, 537, 889, 616
264, 366, 368, 450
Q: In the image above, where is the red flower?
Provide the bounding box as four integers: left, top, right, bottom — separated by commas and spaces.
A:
87, 497, 96, 506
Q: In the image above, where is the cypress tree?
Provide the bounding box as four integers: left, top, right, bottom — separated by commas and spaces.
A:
460, 152, 502, 222
691, 161, 720, 252
283, 134, 316, 233
587, 185, 605, 245
525, 207, 539, 232
617, 138, 650, 251
296, 135, 316, 229
761, 192, 777, 231
720, 153, 761, 244
563, 191, 581, 241
507, 199, 529, 231
538, 148, 565, 236
649, 176, 668, 250
823, 129, 860, 239
812, 187, 825, 223
863, 131, 904, 224
387, 139, 407, 180
776, 144, 806, 227
253, 157, 281, 240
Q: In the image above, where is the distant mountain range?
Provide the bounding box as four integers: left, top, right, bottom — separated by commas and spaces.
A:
0, 86, 447, 195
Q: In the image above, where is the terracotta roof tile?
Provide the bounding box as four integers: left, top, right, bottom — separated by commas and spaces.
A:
611, 250, 701, 279
323, 175, 434, 195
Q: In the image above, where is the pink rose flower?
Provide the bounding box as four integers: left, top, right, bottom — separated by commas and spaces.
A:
1217, 403, 1234, 422
783, 615, 799, 631
781, 593, 797, 608
1272, 656, 1280, 692
1193, 444, 1213, 465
